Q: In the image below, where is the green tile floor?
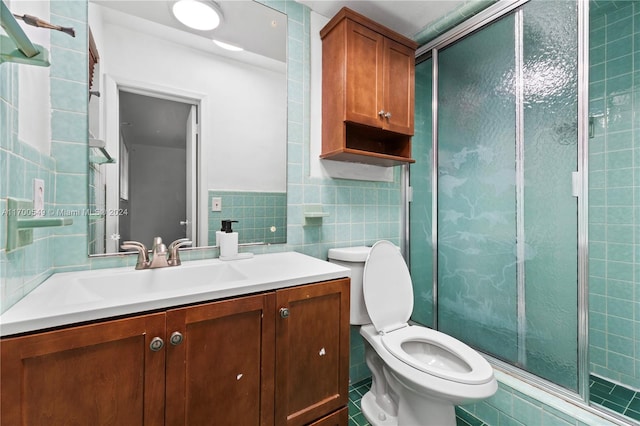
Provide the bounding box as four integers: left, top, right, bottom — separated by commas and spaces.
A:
348, 378, 486, 426
590, 375, 640, 421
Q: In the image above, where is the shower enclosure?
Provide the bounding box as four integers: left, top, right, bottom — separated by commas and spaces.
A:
408, 0, 638, 421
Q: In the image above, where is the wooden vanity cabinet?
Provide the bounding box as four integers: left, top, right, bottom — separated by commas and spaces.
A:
0, 313, 167, 426
321, 7, 417, 166
1, 278, 349, 426
275, 279, 350, 426
165, 293, 276, 425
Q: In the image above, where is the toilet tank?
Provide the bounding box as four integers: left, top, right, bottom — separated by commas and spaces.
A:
328, 246, 372, 325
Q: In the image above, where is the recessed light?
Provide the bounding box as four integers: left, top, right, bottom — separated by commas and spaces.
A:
213, 40, 243, 52
172, 0, 221, 31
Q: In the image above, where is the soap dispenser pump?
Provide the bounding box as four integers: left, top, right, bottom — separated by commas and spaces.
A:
218, 220, 239, 259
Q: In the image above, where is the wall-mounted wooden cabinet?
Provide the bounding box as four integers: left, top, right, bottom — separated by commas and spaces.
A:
321, 7, 417, 167
1, 279, 350, 426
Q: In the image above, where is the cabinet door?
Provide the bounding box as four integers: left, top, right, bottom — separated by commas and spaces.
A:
1, 313, 166, 426
275, 279, 350, 426
345, 20, 384, 128
165, 293, 275, 426
382, 37, 415, 135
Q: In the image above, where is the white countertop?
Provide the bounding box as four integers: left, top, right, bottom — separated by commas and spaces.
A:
0, 252, 350, 337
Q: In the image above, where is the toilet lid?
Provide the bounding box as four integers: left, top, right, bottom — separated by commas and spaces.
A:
363, 240, 413, 333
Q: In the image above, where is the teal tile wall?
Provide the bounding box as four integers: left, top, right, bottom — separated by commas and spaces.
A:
413, 0, 497, 45
588, 0, 640, 391
208, 191, 286, 245
0, 1, 86, 312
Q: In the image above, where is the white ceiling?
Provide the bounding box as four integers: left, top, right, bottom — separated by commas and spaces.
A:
91, 1, 287, 63
297, 0, 465, 39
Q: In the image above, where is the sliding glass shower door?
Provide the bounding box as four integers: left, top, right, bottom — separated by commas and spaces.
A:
411, 0, 580, 392
436, 14, 519, 364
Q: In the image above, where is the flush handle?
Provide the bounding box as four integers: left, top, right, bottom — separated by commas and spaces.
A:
279, 307, 290, 319
149, 337, 164, 352
170, 331, 184, 346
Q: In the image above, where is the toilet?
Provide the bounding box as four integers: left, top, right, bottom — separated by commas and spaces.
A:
328, 240, 497, 426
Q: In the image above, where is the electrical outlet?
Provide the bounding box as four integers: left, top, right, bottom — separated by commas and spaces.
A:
212, 197, 222, 212
33, 178, 45, 217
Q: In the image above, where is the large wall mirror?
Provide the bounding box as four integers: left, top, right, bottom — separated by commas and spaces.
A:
88, 0, 287, 255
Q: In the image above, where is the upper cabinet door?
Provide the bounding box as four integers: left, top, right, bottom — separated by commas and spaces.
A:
382, 38, 415, 135
345, 20, 384, 128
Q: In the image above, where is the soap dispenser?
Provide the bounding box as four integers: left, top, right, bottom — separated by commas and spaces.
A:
218, 220, 239, 259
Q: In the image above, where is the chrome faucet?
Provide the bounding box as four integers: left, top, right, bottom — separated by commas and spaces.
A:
121, 237, 192, 270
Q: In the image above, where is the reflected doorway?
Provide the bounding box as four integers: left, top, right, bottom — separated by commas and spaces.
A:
115, 91, 197, 250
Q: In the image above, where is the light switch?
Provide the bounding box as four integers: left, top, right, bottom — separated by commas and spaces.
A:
212, 197, 222, 212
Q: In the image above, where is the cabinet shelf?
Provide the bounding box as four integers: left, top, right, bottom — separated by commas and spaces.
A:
320, 122, 415, 166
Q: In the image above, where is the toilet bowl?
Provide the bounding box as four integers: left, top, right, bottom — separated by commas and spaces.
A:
328, 240, 497, 426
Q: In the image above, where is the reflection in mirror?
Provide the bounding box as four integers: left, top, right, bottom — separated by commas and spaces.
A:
88, 0, 287, 255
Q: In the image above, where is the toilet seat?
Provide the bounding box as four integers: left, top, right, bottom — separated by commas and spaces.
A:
380, 326, 494, 385
363, 241, 413, 334
363, 240, 494, 386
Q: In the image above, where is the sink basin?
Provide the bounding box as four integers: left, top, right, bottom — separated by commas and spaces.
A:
75, 262, 247, 300
0, 252, 351, 337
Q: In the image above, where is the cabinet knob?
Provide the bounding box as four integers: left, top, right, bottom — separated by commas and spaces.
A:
384, 112, 392, 119
149, 336, 164, 352
279, 307, 290, 319
170, 331, 184, 346
378, 110, 386, 117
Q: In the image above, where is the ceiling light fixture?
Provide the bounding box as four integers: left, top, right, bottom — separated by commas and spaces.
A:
172, 0, 221, 31
213, 40, 243, 52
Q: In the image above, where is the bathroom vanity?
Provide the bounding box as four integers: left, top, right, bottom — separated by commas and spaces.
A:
0, 252, 350, 426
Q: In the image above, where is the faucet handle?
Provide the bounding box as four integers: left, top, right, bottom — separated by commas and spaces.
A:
121, 241, 150, 269
169, 238, 191, 249
152, 236, 167, 253
168, 238, 192, 266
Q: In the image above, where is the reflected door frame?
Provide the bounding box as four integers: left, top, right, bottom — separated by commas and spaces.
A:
102, 74, 209, 252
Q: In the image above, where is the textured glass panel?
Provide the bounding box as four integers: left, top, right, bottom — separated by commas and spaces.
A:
410, 59, 434, 327
437, 16, 518, 363
522, 0, 578, 391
